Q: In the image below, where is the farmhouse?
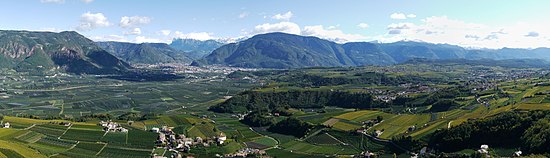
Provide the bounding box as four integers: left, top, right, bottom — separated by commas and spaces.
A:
151, 127, 160, 133
2, 122, 10, 128
99, 120, 128, 132
478, 144, 490, 157
217, 133, 227, 144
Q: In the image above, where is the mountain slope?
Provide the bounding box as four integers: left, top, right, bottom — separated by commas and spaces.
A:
192, 32, 550, 69
193, 33, 359, 68
169, 39, 223, 59
97, 42, 192, 64
0, 30, 129, 74
378, 41, 468, 63
342, 42, 396, 65
404, 58, 550, 68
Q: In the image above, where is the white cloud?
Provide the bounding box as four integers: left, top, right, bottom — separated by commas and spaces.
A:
252, 22, 301, 35
119, 16, 151, 28
82, 0, 93, 3
247, 22, 364, 43
357, 23, 369, 29
91, 35, 129, 42
302, 25, 365, 43
36, 28, 63, 32
525, 31, 539, 37
124, 28, 142, 35
390, 13, 407, 20
40, 0, 64, 4
172, 31, 217, 41
326, 24, 340, 30
76, 12, 111, 31
160, 30, 171, 36
380, 16, 550, 48
239, 12, 249, 19
390, 13, 416, 20
271, 11, 293, 21
134, 36, 164, 43
386, 22, 415, 34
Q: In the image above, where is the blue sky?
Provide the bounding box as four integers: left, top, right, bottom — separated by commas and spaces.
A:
1, 0, 550, 48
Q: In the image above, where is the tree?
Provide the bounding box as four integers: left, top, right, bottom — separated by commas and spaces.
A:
240, 111, 273, 127
376, 116, 384, 123
429, 99, 459, 112
522, 118, 550, 153
268, 117, 311, 137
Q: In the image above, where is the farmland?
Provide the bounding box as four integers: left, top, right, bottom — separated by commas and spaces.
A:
1, 64, 550, 157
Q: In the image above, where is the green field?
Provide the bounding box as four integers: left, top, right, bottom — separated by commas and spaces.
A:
369, 114, 431, 139
280, 140, 359, 155
1, 63, 550, 157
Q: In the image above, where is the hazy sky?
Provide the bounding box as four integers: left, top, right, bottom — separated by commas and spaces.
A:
1, 0, 550, 48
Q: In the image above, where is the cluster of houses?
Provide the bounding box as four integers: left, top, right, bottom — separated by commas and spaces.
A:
99, 120, 128, 132
223, 148, 266, 157
132, 63, 257, 75
153, 126, 227, 153
366, 84, 438, 103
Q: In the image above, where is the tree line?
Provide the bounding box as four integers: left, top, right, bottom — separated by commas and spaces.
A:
209, 90, 384, 113
429, 110, 550, 155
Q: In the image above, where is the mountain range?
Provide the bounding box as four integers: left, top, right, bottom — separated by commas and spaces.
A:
192, 32, 550, 69
169, 39, 224, 59
2, 30, 550, 74
0, 30, 129, 74
97, 42, 192, 65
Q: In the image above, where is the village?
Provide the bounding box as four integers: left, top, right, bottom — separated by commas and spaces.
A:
99, 120, 128, 133
151, 126, 227, 157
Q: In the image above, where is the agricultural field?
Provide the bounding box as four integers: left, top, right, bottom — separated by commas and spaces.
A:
334, 110, 395, 123
305, 133, 341, 145
280, 140, 359, 155
1, 64, 550, 157
0, 117, 157, 157
245, 136, 278, 149
0, 72, 257, 118
368, 114, 431, 139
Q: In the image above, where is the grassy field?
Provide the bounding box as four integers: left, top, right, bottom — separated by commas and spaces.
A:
334, 110, 395, 122
331, 121, 362, 131
266, 148, 324, 158
305, 133, 341, 145
0, 140, 47, 158
280, 140, 359, 155
1, 65, 549, 157
369, 114, 431, 139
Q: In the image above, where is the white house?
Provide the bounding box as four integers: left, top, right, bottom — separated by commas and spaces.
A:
151, 127, 160, 133
478, 144, 489, 154
217, 133, 227, 144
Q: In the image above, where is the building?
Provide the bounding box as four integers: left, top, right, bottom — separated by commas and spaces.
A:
99, 120, 128, 133
151, 127, 160, 133
217, 133, 227, 144
3, 122, 10, 128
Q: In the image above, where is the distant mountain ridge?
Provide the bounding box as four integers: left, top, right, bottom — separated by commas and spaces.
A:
404, 58, 550, 68
0, 30, 129, 74
169, 39, 224, 59
192, 33, 394, 68
192, 32, 550, 68
97, 41, 192, 64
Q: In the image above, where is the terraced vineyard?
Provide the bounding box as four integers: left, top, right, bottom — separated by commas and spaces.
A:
0, 116, 156, 158
2, 64, 550, 157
